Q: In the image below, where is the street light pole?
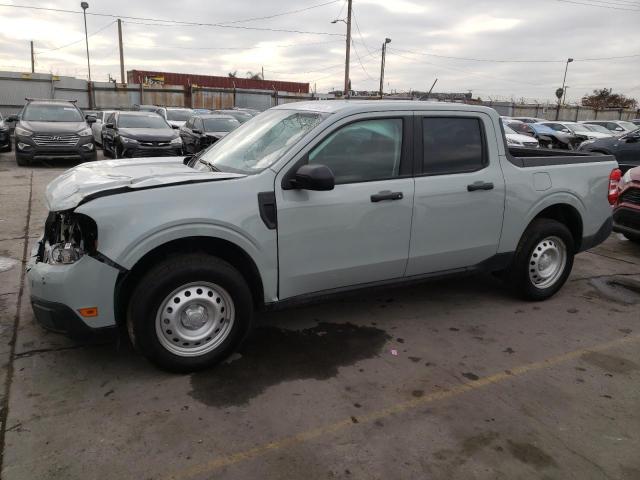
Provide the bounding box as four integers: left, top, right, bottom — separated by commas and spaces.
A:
81, 2, 91, 83
379, 38, 391, 98
555, 57, 573, 120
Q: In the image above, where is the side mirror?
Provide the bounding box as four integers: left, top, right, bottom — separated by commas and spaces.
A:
291, 164, 335, 191
615, 127, 624, 131
104, 123, 114, 129
86, 116, 96, 124
192, 129, 203, 135
5, 115, 18, 122
171, 124, 179, 129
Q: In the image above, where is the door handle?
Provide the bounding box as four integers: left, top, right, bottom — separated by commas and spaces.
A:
467, 181, 494, 192
371, 191, 403, 202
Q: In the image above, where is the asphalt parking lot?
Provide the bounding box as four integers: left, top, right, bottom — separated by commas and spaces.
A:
0, 149, 639, 480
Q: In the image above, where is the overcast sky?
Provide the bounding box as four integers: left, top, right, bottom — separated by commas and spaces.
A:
0, 0, 638, 103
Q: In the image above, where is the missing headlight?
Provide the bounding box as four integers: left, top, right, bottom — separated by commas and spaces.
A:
40, 211, 98, 264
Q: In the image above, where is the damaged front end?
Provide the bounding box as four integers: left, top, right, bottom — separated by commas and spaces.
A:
36, 211, 98, 265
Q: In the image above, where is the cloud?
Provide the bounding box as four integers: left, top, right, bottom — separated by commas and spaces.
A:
0, 0, 636, 102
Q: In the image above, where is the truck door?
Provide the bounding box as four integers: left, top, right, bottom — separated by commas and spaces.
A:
276, 113, 415, 299
406, 113, 506, 275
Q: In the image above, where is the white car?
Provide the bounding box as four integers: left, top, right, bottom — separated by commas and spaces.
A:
581, 120, 638, 136
540, 121, 612, 140
504, 125, 539, 147
89, 110, 115, 146
153, 107, 194, 128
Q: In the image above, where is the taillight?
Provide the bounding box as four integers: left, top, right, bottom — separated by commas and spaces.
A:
608, 168, 622, 205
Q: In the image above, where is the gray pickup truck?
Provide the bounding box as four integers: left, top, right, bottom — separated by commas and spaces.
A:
28, 101, 619, 371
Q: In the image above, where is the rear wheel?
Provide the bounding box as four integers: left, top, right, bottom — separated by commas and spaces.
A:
508, 219, 575, 301
127, 253, 254, 372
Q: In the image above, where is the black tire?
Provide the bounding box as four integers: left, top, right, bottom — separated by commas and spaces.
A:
127, 253, 254, 372
623, 233, 640, 245
507, 218, 575, 301
103, 139, 112, 158
15, 150, 30, 166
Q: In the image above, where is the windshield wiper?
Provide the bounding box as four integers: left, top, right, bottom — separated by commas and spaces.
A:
198, 157, 220, 172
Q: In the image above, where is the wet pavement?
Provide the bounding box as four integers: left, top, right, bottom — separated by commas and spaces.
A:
0, 148, 639, 479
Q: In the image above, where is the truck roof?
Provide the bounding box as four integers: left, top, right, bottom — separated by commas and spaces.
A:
273, 100, 498, 117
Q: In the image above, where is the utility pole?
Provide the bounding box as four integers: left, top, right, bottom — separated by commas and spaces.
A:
555, 57, 573, 120
379, 38, 391, 98
81, 2, 91, 83
30, 41, 35, 73
344, 0, 352, 98
117, 19, 125, 83
331, 0, 352, 98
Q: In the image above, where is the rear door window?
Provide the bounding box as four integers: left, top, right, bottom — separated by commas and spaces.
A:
421, 117, 485, 175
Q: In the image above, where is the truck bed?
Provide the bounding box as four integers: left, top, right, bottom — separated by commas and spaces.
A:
507, 147, 617, 168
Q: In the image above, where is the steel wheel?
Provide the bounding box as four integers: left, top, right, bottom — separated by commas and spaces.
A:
155, 281, 235, 357
528, 236, 567, 289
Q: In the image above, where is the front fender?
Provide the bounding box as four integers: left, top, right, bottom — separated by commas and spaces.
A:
115, 221, 277, 302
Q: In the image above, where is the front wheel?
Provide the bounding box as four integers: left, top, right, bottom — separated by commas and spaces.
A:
127, 253, 254, 372
507, 219, 575, 301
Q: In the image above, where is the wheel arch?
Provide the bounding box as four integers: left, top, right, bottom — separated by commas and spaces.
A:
527, 203, 583, 251
114, 236, 265, 328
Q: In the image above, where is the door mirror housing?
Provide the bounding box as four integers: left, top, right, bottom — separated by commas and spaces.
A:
104, 123, 114, 129
171, 124, 179, 129
192, 129, 203, 135
86, 115, 97, 124
290, 164, 335, 191
5, 115, 18, 122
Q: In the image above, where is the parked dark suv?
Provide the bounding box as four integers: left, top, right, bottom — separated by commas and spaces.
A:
8, 99, 97, 166
102, 111, 183, 158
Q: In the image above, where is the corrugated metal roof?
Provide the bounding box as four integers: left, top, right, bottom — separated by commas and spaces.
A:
127, 70, 309, 94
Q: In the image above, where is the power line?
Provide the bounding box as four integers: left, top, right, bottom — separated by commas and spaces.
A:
219, 0, 341, 25
389, 46, 640, 63
554, 0, 640, 11
126, 39, 343, 51
34, 20, 116, 54
386, 48, 551, 88
0, 3, 344, 36
351, 8, 375, 57
351, 40, 374, 80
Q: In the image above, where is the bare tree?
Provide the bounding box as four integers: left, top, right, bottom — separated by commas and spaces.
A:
246, 71, 263, 80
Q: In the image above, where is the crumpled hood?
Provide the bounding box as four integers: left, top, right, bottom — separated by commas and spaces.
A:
45, 157, 245, 211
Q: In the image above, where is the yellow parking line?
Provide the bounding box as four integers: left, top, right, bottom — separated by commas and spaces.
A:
167, 334, 640, 480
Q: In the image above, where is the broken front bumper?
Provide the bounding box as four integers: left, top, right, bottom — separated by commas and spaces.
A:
27, 240, 120, 337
